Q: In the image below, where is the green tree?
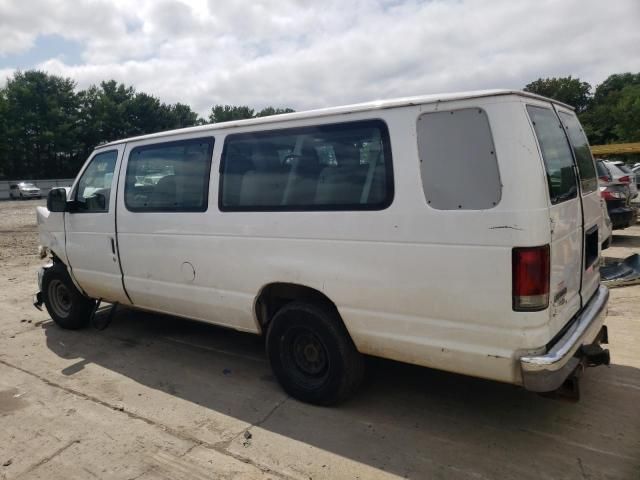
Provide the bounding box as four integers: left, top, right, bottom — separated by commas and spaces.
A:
208, 104, 255, 123
0, 69, 293, 179
582, 73, 640, 144
168, 102, 201, 128
3, 70, 80, 178
207, 104, 295, 123
256, 106, 295, 117
524, 76, 592, 112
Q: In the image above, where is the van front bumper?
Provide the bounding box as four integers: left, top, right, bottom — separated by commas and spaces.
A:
520, 285, 609, 392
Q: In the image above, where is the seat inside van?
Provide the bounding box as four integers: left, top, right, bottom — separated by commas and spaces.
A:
239, 143, 287, 206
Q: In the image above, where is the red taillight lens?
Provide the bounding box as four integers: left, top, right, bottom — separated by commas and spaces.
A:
598, 175, 610, 183
601, 188, 625, 201
512, 245, 550, 311
618, 175, 631, 184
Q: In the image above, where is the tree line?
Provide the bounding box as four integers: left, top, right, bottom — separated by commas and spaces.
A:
1, 70, 638, 180
523, 73, 640, 149
0, 70, 294, 179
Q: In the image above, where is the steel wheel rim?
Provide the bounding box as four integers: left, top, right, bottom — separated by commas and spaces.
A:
48, 279, 72, 318
282, 326, 330, 390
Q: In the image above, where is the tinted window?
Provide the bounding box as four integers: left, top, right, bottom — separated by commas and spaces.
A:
596, 161, 608, 178
75, 150, 118, 212
558, 111, 597, 194
219, 120, 393, 211
125, 138, 213, 212
615, 163, 632, 174
417, 108, 501, 210
527, 106, 578, 204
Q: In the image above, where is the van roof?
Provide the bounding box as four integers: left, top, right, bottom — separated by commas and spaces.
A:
97, 89, 572, 149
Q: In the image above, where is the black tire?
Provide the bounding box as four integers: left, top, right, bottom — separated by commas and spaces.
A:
266, 301, 364, 405
41, 263, 95, 329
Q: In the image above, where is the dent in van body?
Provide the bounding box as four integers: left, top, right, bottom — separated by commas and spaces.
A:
36, 206, 67, 263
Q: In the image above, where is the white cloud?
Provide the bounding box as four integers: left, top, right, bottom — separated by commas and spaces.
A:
1, 0, 639, 116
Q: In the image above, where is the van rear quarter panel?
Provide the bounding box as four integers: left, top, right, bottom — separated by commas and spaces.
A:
116, 96, 553, 385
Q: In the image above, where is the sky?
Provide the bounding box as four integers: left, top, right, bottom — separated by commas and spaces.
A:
1, 0, 639, 116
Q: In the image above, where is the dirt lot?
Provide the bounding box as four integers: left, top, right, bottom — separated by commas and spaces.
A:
1, 199, 639, 480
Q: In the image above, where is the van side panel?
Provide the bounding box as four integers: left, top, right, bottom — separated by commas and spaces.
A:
115, 97, 553, 385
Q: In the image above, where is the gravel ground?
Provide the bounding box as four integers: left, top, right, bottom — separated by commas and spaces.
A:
0, 199, 639, 480
0, 199, 42, 262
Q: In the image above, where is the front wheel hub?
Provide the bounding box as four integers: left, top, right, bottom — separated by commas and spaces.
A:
48, 279, 72, 318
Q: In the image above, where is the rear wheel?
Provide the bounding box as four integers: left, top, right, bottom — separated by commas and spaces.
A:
266, 302, 364, 405
42, 263, 95, 329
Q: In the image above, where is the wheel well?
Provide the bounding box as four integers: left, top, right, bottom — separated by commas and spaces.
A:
255, 283, 339, 332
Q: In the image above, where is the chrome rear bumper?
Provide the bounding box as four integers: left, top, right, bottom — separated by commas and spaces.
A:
520, 285, 609, 392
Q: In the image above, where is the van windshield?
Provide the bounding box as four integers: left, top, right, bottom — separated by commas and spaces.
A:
527, 105, 578, 204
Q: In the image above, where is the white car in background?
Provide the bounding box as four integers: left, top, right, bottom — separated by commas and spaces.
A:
600, 196, 613, 249
602, 160, 637, 199
9, 182, 42, 199
610, 160, 638, 198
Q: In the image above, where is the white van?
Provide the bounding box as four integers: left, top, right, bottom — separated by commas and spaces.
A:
35, 90, 610, 404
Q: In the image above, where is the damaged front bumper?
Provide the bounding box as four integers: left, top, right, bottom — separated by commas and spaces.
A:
33, 263, 50, 311
520, 285, 610, 392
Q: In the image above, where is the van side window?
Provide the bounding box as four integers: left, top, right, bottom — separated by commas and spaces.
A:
558, 111, 597, 194
417, 108, 501, 210
219, 120, 393, 211
125, 138, 213, 212
75, 150, 118, 213
526, 106, 578, 205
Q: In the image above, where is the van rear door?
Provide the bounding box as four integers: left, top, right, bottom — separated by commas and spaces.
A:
555, 108, 601, 304
526, 105, 584, 335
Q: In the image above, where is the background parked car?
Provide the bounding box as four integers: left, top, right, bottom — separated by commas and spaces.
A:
597, 160, 634, 229
600, 196, 613, 250
9, 182, 42, 199
631, 164, 640, 210
609, 160, 638, 198
599, 160, 637, 198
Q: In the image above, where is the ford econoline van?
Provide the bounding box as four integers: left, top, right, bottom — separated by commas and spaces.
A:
35, 90, 610, 404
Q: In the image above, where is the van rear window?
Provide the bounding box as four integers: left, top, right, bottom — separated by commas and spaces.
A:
558, 111, 598, 194
526, 106, 578, 205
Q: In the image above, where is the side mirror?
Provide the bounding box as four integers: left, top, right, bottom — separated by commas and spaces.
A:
47, 188, 68, 212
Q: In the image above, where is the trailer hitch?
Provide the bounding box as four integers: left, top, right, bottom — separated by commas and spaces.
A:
580, 343, 610, 367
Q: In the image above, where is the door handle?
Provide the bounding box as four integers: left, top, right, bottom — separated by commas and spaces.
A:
110, 237, 116, 255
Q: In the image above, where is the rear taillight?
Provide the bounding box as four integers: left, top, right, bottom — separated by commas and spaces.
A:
512, 245, 550, 311
601, 188, 626, 201
598, 175, 610, 183
618, 175, 631, 184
